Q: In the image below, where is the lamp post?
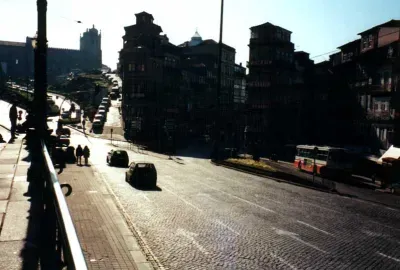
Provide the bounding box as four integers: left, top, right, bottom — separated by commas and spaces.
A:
213, 0, 224, 160
34, 0, 48, 136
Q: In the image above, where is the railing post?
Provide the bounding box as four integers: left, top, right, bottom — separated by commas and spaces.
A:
40, 172, 58, 269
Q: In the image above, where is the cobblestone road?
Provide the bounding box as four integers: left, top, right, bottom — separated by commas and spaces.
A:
69, 133, 400, 270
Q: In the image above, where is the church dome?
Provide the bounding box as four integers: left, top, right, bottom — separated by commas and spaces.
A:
189, 30, 202, 46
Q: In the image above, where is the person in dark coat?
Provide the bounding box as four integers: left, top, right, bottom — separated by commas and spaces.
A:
83, 146, 90, 166
9, 104, 18, 138
76, 145, 83, 165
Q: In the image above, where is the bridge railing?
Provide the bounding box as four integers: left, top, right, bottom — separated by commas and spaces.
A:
40, 139, 88, 269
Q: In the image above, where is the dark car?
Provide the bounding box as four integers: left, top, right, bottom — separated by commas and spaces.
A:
56, 127, 71, 137
107, 149, 129, 167
125, 162, 157, 188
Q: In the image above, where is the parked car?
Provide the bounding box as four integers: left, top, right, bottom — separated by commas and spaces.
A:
94, 114, 104, 123
92, 120, 103, 130
107, 150, 129, 167
98, 109, 107, 120
55, 136, 70, 147
56, 127, 71, 137
125, 162, 157, 188
61, 111, 70, 119
98, 105, 106, 111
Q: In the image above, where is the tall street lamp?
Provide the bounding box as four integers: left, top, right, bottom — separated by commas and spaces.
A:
34, 0, 48, 136
213, 0, 224, 160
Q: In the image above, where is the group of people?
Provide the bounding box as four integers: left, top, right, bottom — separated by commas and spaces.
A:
75, 145, 90, 166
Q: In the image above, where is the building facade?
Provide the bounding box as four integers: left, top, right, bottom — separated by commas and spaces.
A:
0, 26, 102, 83
120, 12, 185, 150
120, 13, 242, 150
324, 20, 400, 152
246, 22, 297, 153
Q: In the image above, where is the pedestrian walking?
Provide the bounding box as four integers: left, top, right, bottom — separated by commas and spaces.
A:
82, 119, 86, 132
83, 146, 90, 166
76, 145, 83, 165
9, 103, 17, 138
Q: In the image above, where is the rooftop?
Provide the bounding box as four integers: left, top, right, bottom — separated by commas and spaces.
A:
0, 40, 25, 47
250, 22, 292, 34
135, 11, 154, 20
337, 39, 361, 50
358, 19, 400, 35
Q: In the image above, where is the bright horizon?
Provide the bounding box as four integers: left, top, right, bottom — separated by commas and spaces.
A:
1, 0, 400, 69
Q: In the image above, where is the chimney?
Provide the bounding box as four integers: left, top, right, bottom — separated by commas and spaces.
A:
240, 62, 242, 66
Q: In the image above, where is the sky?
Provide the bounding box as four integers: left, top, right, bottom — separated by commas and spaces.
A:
1, 0, 400, 70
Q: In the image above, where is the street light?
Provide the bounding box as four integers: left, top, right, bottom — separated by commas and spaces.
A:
213, 0, 224, 160
34, 0, 48, 136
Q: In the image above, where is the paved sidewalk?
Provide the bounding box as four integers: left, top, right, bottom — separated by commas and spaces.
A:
0, 136, 41, 270
58, 163, 154, 270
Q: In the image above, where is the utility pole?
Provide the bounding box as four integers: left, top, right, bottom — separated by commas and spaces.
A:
34, 0, 48, 136
213, 0, 224, 160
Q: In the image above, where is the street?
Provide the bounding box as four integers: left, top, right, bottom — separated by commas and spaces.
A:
66, 129, 400, 270
1, 95, 400, 269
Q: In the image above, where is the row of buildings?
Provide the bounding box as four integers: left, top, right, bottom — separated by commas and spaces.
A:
0, 25, 102, 83
119, 11, 400, 155
118, 12, 246, 151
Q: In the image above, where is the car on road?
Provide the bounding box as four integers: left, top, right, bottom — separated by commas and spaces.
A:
125, 162, 157, 188
92, 120, 103, 130
107, 150, 129, 167
98, 109, 107, 119
94, 114, 104, 123
56, 127, 71, 137
61, 111, 70, 119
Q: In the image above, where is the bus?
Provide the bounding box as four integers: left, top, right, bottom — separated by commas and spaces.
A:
294, 145, 354, 178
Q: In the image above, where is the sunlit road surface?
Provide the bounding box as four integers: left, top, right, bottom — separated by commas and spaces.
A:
63, 129, 400, 270
1, 96, 400, 269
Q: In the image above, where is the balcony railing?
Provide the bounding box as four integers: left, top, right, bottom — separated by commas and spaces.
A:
40, 139, 88, 269
352, 82, 392, 92
366, 110, 393, 121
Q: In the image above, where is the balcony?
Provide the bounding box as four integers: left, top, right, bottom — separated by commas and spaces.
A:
247, 81, 271, 88
352, 81, 392, 93
366, 110, 393, 121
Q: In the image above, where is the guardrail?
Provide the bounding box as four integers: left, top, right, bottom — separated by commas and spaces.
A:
41, 139, 88, 269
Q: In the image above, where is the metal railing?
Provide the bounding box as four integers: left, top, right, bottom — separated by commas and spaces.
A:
41, 139, 88, 269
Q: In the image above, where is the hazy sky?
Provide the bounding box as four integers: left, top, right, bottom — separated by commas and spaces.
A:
1, 0, 400, 69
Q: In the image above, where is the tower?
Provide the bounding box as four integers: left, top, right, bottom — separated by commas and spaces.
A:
80, 25, 102, 69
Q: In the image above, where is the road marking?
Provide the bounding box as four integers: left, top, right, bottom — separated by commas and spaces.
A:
214, 220, 240, 236
273, 227, 327, 254
197, 193, 219, 203
299, 201, 342, 214
377, 252, 400, 263
192, 179, 276, 213
163, 186, 203, 212
177, 228, 209, 255
141, 193, 151, 202
369, 221, 400, 232
296, 220, 334, 236
163, 185, 241, 236
255, 194, 282, 204
270, 253, 298, 270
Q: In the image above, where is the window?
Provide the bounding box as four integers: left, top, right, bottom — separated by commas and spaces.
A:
128, 64, 132, 71
251, 30, 259, 39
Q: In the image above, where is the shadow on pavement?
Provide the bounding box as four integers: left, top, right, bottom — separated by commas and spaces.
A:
128, 182, 162, 191
175, 142, 212, 159
19, 140, 42, 270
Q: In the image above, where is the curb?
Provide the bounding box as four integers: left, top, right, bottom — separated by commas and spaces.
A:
90, 163, 162, 270
0, 124, 10, 131
212, 160, 400, 210
67, 124, 171, 160
211, 160, 337, 194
